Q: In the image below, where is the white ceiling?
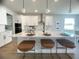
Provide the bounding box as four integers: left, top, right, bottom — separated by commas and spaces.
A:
3, 0, 79, 14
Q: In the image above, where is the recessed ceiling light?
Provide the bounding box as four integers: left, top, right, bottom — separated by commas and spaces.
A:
46, 9, 51, 13
32, 0, 36, 2
22, 8, 26, 13
34, 9, 38, 13
10, 0, 14, 2
54, 0, 59, 2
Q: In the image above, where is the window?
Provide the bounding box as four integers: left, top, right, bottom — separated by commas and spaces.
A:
64, 18, 75, 30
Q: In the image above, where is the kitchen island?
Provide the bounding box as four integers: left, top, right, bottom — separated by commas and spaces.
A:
13, 31, 76, 53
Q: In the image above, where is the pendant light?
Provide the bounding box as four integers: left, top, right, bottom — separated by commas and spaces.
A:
33, 0, 38, 13
46, 0, 50, 13
10, 0, 14, 2
32, 0, 36, 2
69, 0, 72, 13
22, 0, 26, 13
34, 9, 38, 13
54, 0, 59, 2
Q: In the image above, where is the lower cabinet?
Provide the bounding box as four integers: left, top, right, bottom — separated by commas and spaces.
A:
0, 31, 12, 47
0, 35, 5, 47
4, 31, 12, 45
5, 36, 12, 44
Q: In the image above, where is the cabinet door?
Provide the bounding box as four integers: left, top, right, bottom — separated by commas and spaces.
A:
21, 15, 39, 26
4, 31, 12, 44
0, 35, 5, 47
7, 14, 13, 25
0, 6, 7, 24
5, 36, 12, 44
15, 15, 21, 23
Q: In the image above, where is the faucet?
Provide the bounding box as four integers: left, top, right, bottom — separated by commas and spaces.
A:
43, 21, 45, 33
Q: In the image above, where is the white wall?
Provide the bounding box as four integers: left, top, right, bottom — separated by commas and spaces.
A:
19, 14, 79, 33
49, 14, 79, 32
6, 7, 21, 34
0, 6, 7, 32
0, 6, 18, 47
44, 15, 64, 32
0, 6, 21, 34
0, 6, 7, 25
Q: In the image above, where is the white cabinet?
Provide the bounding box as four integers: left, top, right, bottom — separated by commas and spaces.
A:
0, 6, 7, 25
5, 36, 12, 44
0, 6, 14, 25
4, 31, 12, 44
0, 25, 5, 32
0, 34, 5, 47
21, 15, 39, 26
7, 14, 13, 25
15, 15, 21, 23
0, 31, 12, 47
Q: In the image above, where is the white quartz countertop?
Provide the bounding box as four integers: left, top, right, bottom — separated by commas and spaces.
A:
13, 31, 74, 38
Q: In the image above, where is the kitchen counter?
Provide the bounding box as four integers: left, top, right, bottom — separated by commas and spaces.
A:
14, 31, 75, 53
13, 31, 74, 38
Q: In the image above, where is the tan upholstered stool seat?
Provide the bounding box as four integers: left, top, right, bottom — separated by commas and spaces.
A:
18, 40, 35, 52
41, 39, 55, 48
56, 39, 75, 48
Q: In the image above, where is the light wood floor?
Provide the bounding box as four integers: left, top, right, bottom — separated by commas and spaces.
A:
0, 38, 74, 59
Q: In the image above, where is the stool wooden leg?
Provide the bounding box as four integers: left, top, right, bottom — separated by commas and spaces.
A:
65, 48, 72, 59
41, 47, 43, 59
23, 52, 25, 59
56, 41, 61, 59
34, 46, 36, 59
50, 49, 54, 59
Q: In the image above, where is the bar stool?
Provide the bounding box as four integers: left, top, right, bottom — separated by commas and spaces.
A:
56, 39, 75, 59
18, 40, 35, 59
41, 39, 55, 59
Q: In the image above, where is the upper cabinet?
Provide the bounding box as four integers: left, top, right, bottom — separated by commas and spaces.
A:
21, 15, 39, 26
7, 14, 13, 25
14, 15, 21, 23
0, 6, 7, 25
5, 14, 13, 30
